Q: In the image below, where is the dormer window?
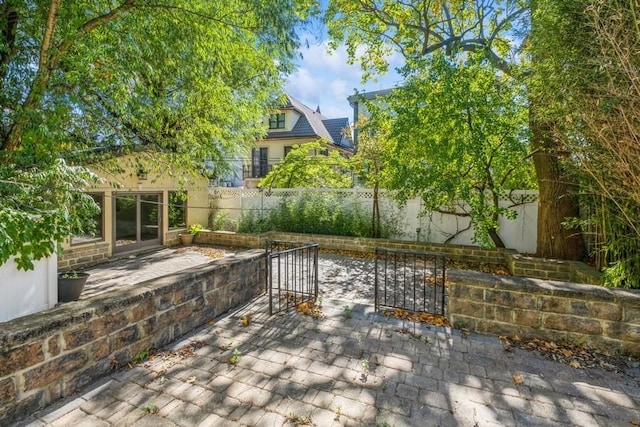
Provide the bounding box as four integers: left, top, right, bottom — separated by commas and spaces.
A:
269, 113, 285, 129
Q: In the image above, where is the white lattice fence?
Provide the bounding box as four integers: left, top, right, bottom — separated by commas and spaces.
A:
209, 187, 539, 253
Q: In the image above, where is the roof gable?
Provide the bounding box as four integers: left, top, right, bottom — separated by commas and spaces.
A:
266, 95, 353, 151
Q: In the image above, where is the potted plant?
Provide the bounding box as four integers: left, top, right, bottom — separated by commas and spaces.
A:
179, 223, 203, 245
58, 270, 90, 302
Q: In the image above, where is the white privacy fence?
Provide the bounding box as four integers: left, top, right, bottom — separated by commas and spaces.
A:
209, 187, 538, 254
0, 254, 57, 322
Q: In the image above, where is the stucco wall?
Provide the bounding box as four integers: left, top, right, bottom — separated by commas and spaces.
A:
61, 153, 209, 264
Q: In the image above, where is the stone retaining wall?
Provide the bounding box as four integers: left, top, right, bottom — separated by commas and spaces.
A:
198, 231, 601, 284
448, 269, 640, 357
0, 250, 266, 425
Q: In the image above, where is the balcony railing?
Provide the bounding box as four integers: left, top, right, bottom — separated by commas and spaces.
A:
243, 163, 275, 179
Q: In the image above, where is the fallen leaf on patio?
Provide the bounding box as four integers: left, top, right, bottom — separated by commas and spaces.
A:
187, 376, 196, 384
295, 300, 324, 319
512, 374, 524, 385
382, 309, 450, 327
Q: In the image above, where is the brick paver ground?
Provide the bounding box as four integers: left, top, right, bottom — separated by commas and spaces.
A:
15, 248, 640, 426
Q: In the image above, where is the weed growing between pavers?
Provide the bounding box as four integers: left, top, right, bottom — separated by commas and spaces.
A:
228, 348, 242, 365
343, 305, 352, 319
133, 349, 151, 364
285, 412, 313, 426
334, 405, 342, 421
143, 403, 159, 414
360, 358, 370, 382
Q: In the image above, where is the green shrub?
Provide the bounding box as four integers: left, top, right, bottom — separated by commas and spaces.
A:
237, 191, 403, 238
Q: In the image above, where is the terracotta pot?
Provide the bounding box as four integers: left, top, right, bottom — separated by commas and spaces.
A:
58, 272, 90, 302
179, 233, 195, 245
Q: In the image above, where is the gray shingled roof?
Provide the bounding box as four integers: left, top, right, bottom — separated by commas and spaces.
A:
266, 95, 353, 151
322, 118, 350, 148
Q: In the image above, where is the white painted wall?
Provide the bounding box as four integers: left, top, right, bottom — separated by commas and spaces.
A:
210, 188, 538, 254
0, 254, 57, 323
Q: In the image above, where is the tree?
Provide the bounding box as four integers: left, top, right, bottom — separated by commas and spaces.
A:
350, 116, 392, 238
366, 53, 534, 247
326, 0, 585, 259
531, 0, 640, 287
0, 0, 313, 268
259, 141, 352, 189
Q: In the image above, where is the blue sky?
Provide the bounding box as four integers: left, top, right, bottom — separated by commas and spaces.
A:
284, 34, 403, 121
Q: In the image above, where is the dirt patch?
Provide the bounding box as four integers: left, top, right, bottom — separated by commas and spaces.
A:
174, 245, 234, 260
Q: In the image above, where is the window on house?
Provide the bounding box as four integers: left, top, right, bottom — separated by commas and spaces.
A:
168, 191, 187, 229
268, 113, 285, 129
71, 193, 104, 245
252, 147, 269, 177
284, 145, 293, 158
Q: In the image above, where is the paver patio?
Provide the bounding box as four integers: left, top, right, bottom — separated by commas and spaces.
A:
14, 248, 640, 426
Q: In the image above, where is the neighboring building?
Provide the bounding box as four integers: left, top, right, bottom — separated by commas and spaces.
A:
347, 88, 394, 151
58, 153, 210, 269
242, 95, 353, 188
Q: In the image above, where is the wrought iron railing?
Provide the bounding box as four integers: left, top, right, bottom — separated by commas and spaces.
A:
374, 247, 446, 316
266, 240, 319, 315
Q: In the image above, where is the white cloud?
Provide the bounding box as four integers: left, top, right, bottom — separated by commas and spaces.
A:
285, 37, 404, 121
286, 67, 322, 100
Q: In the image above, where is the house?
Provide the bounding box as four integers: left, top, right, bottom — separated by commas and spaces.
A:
58, 153, 210, 270
347, 88, 394, 151
241, 95, 353, 188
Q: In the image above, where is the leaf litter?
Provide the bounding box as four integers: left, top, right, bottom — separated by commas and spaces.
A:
500, 335, 639, 376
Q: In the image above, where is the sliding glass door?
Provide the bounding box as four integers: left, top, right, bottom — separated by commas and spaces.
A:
114, 193, 162, 253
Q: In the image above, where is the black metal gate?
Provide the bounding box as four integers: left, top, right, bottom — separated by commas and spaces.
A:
374, 247, 446, 316
266, 240, 319, 315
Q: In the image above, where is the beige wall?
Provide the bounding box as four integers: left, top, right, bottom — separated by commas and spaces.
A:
61, 154, 209, 259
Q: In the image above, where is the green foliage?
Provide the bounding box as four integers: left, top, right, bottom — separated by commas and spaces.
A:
0, 1, 314, 269
187, 223, 203, 235
532, 0, 640, 285
59, 270, 86, 279
210, 211, 236, 231
367, 53, 534, 247
0, 159, 100, 270
143, 403, 158, 414
325, 1, 527, 81
228, 348, 242, 365
237, 191, 403, 238
259, 141, 352, 189
134, 349, 151, 364
343, 305, 353, 319
168, 191, 187, 229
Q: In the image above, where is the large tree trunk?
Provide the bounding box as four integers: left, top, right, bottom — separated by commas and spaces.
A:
530, 111, 584, 260
529, 0, 585, 261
